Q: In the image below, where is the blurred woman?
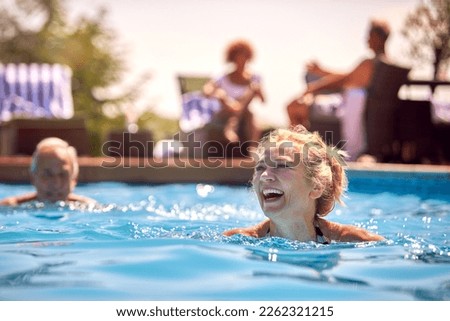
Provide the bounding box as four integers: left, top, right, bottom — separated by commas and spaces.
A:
202, 39, 266, 156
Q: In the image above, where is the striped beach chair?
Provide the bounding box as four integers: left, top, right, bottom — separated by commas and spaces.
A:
0, 63, 74, 122
177, 75, 218, 133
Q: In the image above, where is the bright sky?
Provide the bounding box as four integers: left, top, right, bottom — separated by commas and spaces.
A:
67, 0, 422, 128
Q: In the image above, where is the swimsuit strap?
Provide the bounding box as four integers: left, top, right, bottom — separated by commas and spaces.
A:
315, 225, 329, 244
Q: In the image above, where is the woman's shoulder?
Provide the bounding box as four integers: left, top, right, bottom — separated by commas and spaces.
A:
316, 217, 384, 242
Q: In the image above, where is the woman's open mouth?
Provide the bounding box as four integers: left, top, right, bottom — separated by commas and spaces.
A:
262, 188, 284, 201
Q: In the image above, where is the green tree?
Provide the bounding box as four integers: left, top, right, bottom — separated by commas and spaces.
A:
402, 0, 450, 79
0, 0, 178, 154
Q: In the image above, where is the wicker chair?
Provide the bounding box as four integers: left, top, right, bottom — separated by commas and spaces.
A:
365, 58, 410, 162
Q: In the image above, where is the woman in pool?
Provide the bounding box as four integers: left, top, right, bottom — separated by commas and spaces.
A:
223, 125, 384, 243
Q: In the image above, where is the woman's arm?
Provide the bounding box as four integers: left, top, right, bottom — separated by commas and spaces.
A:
303, 59, 373, 97
249, 75, 265, 103
303, 73, 347, 96
306, 61, 335, 77
250, 82, 265, 103
202, 80, 218, 98
202, 79, 241, 113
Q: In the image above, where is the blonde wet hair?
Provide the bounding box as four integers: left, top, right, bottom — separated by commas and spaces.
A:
30, 137, 79, 179
254, 125, 348, 216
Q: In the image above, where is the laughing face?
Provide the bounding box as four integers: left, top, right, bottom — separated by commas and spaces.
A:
253, 142, 320, 224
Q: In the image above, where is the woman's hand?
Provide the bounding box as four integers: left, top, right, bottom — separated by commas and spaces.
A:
203, 82, 240, 114
306, 61, 328, 77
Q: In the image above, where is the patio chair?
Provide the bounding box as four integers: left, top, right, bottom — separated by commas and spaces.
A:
365, 58, 411, 161
178, 75, 211, 95
0, 63, 90, 155
0, 63, 74, 122
177, 75, 218, 134
177, 74, 221, 158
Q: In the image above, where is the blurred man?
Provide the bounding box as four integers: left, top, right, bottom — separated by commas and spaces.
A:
0, 137, 95, 206
288, 19, 391, 161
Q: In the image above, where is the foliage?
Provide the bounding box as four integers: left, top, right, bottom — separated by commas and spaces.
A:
0, 0, 178, 155
402, 0, 450, 79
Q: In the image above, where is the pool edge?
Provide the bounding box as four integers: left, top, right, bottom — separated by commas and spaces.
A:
0, 156, 449, 184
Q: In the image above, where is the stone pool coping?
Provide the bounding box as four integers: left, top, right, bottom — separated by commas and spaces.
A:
0, 156, 449, 184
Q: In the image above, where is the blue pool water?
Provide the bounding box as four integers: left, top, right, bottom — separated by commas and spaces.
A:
0, 171, 449, 300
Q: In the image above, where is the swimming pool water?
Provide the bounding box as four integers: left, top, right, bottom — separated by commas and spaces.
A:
0, 172, 449, 300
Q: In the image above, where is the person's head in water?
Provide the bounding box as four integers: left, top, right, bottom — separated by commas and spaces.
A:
30, 137, 79, 202
251, 125, 348, 241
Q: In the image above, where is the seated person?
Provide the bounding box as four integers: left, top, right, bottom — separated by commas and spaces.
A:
287, 19, 391, 161
201, 39, 265, 156
223, 125, 384, 243
0, 137, 96, 206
